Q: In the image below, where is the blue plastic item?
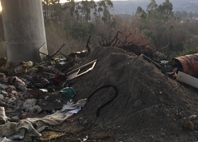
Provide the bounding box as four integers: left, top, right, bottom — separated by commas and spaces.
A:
59, 87, 76, 98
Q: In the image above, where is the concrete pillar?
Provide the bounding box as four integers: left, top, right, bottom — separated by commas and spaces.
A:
1, 0, 48, 67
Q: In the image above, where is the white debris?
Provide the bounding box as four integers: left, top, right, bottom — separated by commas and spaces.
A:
0, 94, 4, 99
23, 99, 37, 112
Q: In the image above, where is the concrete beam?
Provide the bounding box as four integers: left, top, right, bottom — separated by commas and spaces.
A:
1, 0, 48, 67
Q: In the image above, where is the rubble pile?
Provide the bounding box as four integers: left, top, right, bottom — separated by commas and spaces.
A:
1, 46, 198, 141
0, 74, 30, 120
70, 46, 198, 142
0, 57, 76, 121
0, 54, 92, 141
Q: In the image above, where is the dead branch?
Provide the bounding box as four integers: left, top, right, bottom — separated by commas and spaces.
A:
99, 31, 123, 47
50, 43, 66, 58
101, 35, 108, 46
109, 31, 123, 46
108, 31, 113, 44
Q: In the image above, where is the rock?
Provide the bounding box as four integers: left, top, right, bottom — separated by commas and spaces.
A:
12, 90, 17, 95
188, 115, 197, 121
0, 84, 8, 90
8, 76, 27, 91
161, 133, 165, 137
23, 99, 37, 112
16, 100, 24, 107
0, 107, 7, 125
133, 99, 142, 108
184, 121, 194, 131
193, 120, 198, 130
11, 116, 19, 122
18, 84, 27, 92
82, 120, 88, 125
1, 91, 8, 96
0, 73, 7, 83
0, 94, 4, 99
28, 105, 42, 113
78, 117, 83, 121
163, 109, 170, 114
7, 98, 15, 104
5, 97, 9, 100
6, 108, 14, 113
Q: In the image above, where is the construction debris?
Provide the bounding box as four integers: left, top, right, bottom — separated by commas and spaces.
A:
1, 46, 198, 142
174, 53, 198, 77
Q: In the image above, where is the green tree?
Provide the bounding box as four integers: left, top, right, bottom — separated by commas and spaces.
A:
42, 0, 63, 21
158, 0, 173, 22
97, 0, 113, 24
51, 0, 62, 20
147, 0, 158, 11
147, 0, 158, 18
63, 0, 76, 17
80, 0, 97, 22
42, 0, 50, 19
181, 11, 188, 18
189, 12, 193, 19
136, 6, 147, 19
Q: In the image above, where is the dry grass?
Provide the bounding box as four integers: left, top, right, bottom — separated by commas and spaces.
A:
39, 131, 65, 141
45, 22, 88, 57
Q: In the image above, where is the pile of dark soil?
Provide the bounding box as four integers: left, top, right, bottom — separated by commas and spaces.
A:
69, 46, 198, 141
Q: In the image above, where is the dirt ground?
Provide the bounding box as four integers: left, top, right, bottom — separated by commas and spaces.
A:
33, 46, 198, 142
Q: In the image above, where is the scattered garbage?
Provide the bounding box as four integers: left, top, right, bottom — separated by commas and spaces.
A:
140, 54, 161, 69
174, 53, 198, 77
1, 45, 198, 142
82, 135, 89, 141
0, 107, 7, 125
8, 76, 27, 92
0, 73, 7, 83
160, 60, 168, 65
39, 131, 65, 141
66, 119, 74, 123
176, 71, 198, 89
0, 50, 95, 141
59, 87, 76, 98
39, 89, 48, 92
66, 59, 97, 80
53, 73, 66, 85
14, 61, 33, 74
160, 53, 198, 89
0, 46, 132, 141
0, 99, 86, 141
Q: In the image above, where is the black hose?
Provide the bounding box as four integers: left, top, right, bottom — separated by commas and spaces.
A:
87, 85, 118, 116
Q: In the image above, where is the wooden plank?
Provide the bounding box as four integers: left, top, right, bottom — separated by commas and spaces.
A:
67, 61, 97, 80
67, 69, 80, 80
140, 54, 161, 69
66, 59, 97, 75
42, 59, 97, 80
176, 71, 198, 89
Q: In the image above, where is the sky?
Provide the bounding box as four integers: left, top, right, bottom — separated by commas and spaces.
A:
60, 0, 67, 2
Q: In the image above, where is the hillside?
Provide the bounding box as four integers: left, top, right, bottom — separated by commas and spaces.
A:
111, 0, 198, 14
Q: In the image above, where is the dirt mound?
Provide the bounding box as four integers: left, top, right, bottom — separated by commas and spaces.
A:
70, 46, 198, 141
